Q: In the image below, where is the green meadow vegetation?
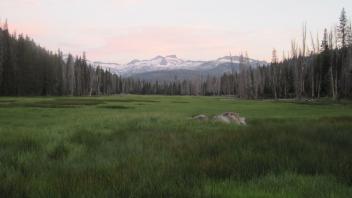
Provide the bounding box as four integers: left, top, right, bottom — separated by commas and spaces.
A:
0, 95, 352, 197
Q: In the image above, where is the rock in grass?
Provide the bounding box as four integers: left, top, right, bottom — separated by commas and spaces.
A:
213, 112, 246, 125
192, 114, 209, 121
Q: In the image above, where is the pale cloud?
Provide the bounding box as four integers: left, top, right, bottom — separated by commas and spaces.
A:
84, 26, 294, 63
86, 26, 235, 62
1, 0, 351, 62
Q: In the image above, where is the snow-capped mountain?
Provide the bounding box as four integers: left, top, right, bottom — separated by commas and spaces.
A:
84, 55, 267, 80
128, 56, 267, 81
118, 55, 204, 76
63, 54, 267, 78
90, 55, 265, 76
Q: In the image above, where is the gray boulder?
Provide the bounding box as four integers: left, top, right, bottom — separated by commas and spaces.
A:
212, 112, 246, 125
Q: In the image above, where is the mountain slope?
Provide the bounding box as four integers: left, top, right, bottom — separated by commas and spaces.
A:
88, 55, 267, 80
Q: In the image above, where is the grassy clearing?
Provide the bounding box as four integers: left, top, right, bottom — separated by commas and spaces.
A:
0, 95, 351, 197
204, 173, 352, 198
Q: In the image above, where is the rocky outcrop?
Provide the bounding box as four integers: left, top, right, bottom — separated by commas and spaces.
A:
192, 112, 246, 125
212, 112, 246, 125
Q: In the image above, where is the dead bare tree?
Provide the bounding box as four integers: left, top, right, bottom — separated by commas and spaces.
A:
299, 23, 307, 99
271, 49, 278, 99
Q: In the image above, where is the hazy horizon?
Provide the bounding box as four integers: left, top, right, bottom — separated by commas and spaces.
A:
0, 0, 351, 63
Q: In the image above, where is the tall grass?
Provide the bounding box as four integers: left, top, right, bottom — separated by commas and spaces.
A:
0, 95, 351, 197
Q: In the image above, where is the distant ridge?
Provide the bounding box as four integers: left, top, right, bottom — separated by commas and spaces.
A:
87, 55, 267, 80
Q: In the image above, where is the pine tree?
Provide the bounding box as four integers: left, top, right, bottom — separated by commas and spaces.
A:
0, 27, 17, 95
319, 29, 331, 96
338, 8, 348, 48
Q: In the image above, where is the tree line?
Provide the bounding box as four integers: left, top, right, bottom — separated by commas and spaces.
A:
0, 9, 351, 99
124, 9, 352, 100
219, 8, 352, 100
0, 21, 126, 96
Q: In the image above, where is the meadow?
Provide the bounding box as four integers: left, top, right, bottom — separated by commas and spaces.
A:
0, 95, 352, 197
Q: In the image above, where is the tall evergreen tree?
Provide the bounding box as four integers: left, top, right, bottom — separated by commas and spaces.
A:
338, 8, 348, 48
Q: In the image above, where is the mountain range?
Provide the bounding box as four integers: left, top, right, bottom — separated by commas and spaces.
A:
88, 55, 267, 81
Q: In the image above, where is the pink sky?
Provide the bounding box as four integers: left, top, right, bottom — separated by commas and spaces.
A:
1, 0, 351, 63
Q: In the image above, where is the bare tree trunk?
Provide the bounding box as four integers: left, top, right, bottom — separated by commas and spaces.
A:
335, 67, 338, 99
311, 70, 315, 99
300, 24, 307, 99
317, 76, 321, 99
330, 66, 336, 100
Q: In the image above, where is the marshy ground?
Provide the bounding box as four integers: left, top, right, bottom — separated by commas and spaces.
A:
0, 95, 352, 197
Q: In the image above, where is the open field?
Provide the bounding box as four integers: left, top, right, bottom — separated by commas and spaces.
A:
0, 95, 352, 197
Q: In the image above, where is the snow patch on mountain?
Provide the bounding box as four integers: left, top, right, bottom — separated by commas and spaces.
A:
117, 55, 205, 76
68, 55, 267, 77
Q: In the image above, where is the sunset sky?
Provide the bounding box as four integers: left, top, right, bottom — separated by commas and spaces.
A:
0, 0, 351, 63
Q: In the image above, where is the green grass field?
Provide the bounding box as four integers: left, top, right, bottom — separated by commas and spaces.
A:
0, 95, 352, 197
